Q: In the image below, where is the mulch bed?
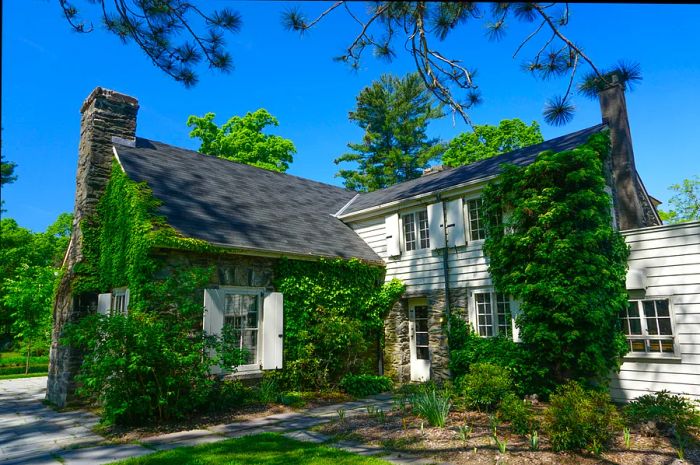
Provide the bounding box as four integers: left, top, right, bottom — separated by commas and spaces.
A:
97, 391, 353, 443
318, 406, 699, 465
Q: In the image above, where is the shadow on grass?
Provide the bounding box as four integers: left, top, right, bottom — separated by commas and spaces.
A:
114, 433, 392, 465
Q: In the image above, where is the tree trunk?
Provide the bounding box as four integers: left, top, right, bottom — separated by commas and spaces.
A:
25, 341, 31, 375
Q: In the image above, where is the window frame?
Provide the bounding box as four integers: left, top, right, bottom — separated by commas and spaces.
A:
621, 296, 680, 359
219, 286, 265, 372
111, 288, 128, 316
469, 289, 517, 340
400, 207, 430, 253
464, 196, 486, 243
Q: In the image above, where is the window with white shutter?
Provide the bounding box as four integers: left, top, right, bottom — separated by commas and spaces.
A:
204, 287, 284, 373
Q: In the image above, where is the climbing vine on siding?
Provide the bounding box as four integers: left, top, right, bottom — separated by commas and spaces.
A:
482, 131, 629, 385
274, 258, 404, 389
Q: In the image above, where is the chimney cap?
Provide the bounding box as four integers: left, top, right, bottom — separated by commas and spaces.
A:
81, 87, 139, 113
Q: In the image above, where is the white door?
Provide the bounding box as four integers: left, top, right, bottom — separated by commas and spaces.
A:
408, 299, 431, 382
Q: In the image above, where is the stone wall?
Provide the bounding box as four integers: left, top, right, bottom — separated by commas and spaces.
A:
383, 287, 469, 384
153, 249, 276, 290
48, 88, 139, 407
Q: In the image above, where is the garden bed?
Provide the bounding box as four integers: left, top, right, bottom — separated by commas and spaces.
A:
317, 404, 699, 465
98, 390, 352, 443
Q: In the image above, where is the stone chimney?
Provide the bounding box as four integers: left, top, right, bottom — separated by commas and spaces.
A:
47, 88, 139, 407
598, 79, 660, 230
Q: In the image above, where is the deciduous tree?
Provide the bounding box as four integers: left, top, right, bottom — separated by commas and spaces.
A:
442, 119, 543, 167
336, 72, 444, 192
659, 176, 700, 224
187, 109, 296, 172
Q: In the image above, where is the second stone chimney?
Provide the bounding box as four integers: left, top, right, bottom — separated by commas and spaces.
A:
48, 88, 139, 407
598, 79, 660, 230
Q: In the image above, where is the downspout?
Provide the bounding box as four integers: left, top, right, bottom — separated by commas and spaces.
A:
437, 194, 451, 334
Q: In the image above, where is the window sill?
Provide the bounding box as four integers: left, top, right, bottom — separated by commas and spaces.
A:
622, 354, 682, 363
222, 369, 264, 381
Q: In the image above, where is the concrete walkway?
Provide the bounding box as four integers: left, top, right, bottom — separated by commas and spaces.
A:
0, 377, 440, 465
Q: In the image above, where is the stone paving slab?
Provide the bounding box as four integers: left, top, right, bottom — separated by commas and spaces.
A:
0, 377, 103, 463
283, 430, 330, 444
57, 444, 153, 465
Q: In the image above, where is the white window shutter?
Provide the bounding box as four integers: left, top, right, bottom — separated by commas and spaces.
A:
97, 293, 111, 315
427, 202, 446, 249
445, 199, 466, 247
262, 292, 284, 370
203, 289, 226, 374
511, 300, 521, 343
203, 289, 225, 336
385, 213, 401, 257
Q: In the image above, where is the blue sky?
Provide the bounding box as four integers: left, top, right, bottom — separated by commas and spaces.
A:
2, 2, 699, 232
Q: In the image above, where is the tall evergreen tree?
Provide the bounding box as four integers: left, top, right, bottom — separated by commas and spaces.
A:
336, 73, 444, 192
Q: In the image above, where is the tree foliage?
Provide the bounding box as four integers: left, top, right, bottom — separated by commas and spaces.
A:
58, 0, 241, 87
658, 176, 700, 224
0, 214, 72, 364
336, 73, 444, 192
284, 2, 641, 126
482, 131, 629, 384
187, 109, 296, 172
442, 119, 543, 167
1, 156, 17, 186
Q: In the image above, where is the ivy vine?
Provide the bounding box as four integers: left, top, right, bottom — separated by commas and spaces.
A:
482, 131, 629, 385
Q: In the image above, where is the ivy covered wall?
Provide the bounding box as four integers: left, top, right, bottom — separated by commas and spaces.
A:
482, 130, 630, 386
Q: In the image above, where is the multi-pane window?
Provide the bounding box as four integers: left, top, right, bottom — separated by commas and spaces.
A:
223, 293, 260, 365
621, 299, 675, 355
111, 288, 128, 315
475, 292, 512, 338
414, 305, 430, 360
466, 199, 485, 241
402, 210, 430, 251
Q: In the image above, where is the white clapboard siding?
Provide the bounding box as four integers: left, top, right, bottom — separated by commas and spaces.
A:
351, 217, 491, 294
610, 221, 700, 401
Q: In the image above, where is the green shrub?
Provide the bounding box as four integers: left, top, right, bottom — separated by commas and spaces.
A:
411, 387, 452, 427
257, 377, 279, 404
448, 324, 550, 397
339, 374, 392, 398
497, 393, 538, 435
208, 379, 253, 410
544, 381, 621, 452
458, 362, 513, 412
279, 392, 305, 407
624, 390, 700, 435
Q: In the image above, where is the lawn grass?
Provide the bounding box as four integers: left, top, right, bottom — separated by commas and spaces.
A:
0, 372, 48, 380
0, 351, 49, 376
113, 433, 392, 465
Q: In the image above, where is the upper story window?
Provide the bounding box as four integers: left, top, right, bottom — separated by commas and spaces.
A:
620, 298, 677, 356
466, 198, 486, 241
474, 291, 513, 338
402, 209, 430, 251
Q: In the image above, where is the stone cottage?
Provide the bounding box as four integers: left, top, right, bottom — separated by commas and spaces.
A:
49, 84, 700, 407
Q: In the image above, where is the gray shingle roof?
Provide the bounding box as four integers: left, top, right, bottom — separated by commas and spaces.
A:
341, 124, 607, 215
115, 138, 381, 263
